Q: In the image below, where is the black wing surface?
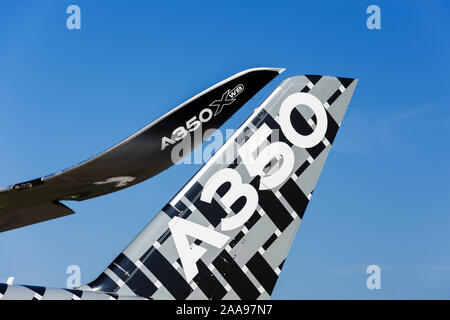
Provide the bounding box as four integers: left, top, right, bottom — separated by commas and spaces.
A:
0, 67, 283, 232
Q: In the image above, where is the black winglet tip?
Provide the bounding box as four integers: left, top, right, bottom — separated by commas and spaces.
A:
337, 77, 357, 88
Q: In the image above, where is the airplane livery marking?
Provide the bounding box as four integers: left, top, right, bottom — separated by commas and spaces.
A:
161, 84, 245, 151
93, 176, 136, 188
210, 84, 244, 116
170, 92, 329, 282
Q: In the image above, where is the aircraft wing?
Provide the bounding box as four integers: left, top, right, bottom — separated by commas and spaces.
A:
0, 67, 283, 232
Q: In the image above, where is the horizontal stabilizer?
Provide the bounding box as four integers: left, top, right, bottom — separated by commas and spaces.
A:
0, 201, 74, 232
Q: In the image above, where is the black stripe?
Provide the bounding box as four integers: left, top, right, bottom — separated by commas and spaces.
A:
279, 179, 309, 219
307, 142, 326, 159
106, 293, 119, 300
305, 75, 322, 84
246, 252, 278, 294
23, 285, 45, 297
126, 268, 158, 298
109, 253, 137, 282
158, 230, 172, 245
0, 283, 7, 295
162, 204, 179, 218
174, 200, 192, 219
194, 196, 227, 228
300, 86, 310, 93
193, 260, 227, 300
227, 155, 242, 169
279, 259, 286, 270
254, 179, 293, 231
111, 254, 159, 298
337, 77, 354, 88
295, 161, 310, 177
327, 90, 341, 106
65, 289, 83, 298
141, 247, 192, 300
244, 211, 261, 230
325, 110, 339, 144
88, 273, 119, 293
213, 251, 260, 300
174, 200, 193, 219
228, 161, 239, 169
262, 233, 278, 250
229, 231, 245, 248
251, 109, 268, 127
184, 181, 203, 203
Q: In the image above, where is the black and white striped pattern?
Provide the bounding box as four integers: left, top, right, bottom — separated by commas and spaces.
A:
0, 75, 357, 300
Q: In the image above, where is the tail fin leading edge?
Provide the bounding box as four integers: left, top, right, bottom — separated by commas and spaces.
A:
85, 75, 358, 300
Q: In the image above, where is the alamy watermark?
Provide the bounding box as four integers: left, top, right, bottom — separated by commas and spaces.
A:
66, 5, 81, 30
169, 126, 286, 173
366, 5, 381, 30
66, 265, 81, 288
366, 265, 381, 290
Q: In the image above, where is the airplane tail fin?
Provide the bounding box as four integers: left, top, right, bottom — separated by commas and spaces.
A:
83, 74, 358, 299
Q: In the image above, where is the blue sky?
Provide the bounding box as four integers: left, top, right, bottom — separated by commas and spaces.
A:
0, 0, 449, 299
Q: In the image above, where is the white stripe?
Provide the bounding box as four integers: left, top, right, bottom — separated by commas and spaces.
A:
274, 267, 281, 276
172, 261, 180, 270
153, 241, 161, 249
190, 281, 198, 290
116, 279, 125, 287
